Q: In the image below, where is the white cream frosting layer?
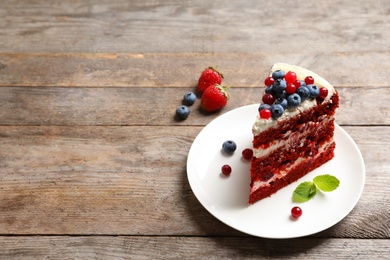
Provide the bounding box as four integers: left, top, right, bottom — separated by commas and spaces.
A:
252, 63, 336, 135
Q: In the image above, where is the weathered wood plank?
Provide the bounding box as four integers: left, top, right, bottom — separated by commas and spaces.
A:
0, 236, 389, 259
0, 126, 388, 238
0, 86, 388, 126
1, 53, 390, 88
1, 0, 389, 54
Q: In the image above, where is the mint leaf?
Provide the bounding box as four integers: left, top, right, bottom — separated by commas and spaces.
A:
293, 181, 317, 202
313, 174, 340, 192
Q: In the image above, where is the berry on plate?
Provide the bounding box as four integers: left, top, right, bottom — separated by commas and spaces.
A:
291, 206, 302, 219
197, 66, 224, 95
200, 84, 230, 112
221, 164, 232, 176
222, 140, 237, 154
242, 148, 253, 160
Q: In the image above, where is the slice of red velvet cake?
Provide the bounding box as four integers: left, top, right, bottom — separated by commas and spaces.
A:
249, 63, 339, 204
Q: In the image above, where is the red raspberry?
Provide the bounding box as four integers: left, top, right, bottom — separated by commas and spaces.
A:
262, 93, 275, 105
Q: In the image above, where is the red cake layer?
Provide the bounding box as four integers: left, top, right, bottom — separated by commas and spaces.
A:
249, 141, 335, 204
253, 94, 339, 149
250, 120, 335, 183
249, 93, 339, 204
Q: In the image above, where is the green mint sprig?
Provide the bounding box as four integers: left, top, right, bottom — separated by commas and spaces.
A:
293, 174, 340, 202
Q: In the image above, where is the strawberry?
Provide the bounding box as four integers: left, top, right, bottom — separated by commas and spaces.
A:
200, 84, 230, 112
197, 66, 224, 95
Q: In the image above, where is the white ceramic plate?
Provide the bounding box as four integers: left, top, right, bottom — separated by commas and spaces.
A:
187, 104, 365, 239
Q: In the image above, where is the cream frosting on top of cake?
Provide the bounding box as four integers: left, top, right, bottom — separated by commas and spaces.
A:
252, 63, 336, 135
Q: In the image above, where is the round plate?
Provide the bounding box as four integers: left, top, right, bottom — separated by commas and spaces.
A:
187, 104, 365, 238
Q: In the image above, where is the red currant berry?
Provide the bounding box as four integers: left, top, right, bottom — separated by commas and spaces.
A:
285, 71, 297, 84
262, 93, 275, 105
259, 108, 272, 119
293, 80, 301, 88
285, 83, 297, 94
242, 148, 253, 160
291, 206, 302, 219
319, 87, 328, 99
221, 164, 232, 176
264, 77, 274, 86
304, 76, 315, 85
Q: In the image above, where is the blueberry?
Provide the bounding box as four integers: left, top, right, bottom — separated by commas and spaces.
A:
258, 103, 271, 112
265, 85, 274, 94
222, 140, 237, 154
272, 69, 286, 80
307, 84, 320, 98
299, 80, 307, 87
183, 92, 196, 106
272, 79, 287, 93
275, 97, 288, 109
270, 104, 284, 119
175, 105, 190, 120
287, 93, 302, 108
296, 86, 310, 101
274, 90, 288, 99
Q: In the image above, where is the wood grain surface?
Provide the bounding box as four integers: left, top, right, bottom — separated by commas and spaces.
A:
0, 0, 389, 259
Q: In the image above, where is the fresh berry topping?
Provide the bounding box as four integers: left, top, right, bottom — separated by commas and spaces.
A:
274, 90, 288, 99
319, 87, 328, 99
222, 140, 237, 154
242, 148, 253, 160
293, 79, 301, 88
307, 84, 320, 98
272, 79, 287, 93
200, 84, 230, 112
262, 93, 275, 105
272, 69, 286, 80
265, 85, 274, 94
285, 71, 297, 84
270, 104, 284, 119
304, 76, 315, 85
258, 103, 271, 112
197, 67, 224, 95
221, 164, 232, 176
175, 105, 190, 120
285, 83, 297, 94
287, 93, 302, 108
264, 77, 274, 86
296, 86, 310, 101
259, 108, 272, 119
291, 206, 302, 219
183, 92, 196, 106
275, 97, 288, 109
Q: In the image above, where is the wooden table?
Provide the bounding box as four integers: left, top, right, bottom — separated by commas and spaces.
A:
1, 0, 389, 259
